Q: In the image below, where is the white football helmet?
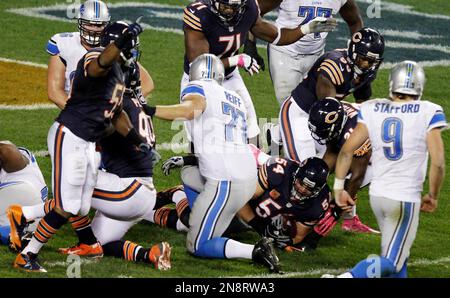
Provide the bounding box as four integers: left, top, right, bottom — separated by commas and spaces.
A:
78, 0, 111, 46
189, 54, 225, 85
389, 60, 426, 100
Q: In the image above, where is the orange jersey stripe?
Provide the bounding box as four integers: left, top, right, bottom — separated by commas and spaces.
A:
183, 16, 202, 31
318, 66, 338, 85
323, 59, 344, 84
54, 125, 64, 209
321, 61, 343, 85
184, 8, 200, 22
93, 180, 141, 200
280, 100, 299, 161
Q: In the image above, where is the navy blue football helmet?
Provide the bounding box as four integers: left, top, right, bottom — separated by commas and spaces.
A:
100, 21, 140, 65
291, 157, 329, 203
347, 27, 384, 76
208, 0, 247, 27
308, 97, 348, 145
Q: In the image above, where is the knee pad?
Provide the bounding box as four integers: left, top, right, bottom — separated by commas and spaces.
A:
66, 153, 88, 186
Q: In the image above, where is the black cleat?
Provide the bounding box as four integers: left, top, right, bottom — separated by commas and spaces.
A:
13, 252, 47, 273
252, 237, 281, 273
155, 185, 184, 209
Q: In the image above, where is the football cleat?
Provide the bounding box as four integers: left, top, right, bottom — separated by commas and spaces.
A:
155, 185, 185, 209
341, 215, 380, 234
149, 241, 172, 270
58, 242, 104, 258
13, 252, 47, 273
7, 205, 28, 251
252, 237, 281, 273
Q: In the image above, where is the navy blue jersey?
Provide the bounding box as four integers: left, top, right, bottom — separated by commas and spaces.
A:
249, 157, 330, 227
183, 0, 259, 76
99, 62, 156, 178
57, 49, 125, 142
291, 49, 372, 113
328, 102, 371, 157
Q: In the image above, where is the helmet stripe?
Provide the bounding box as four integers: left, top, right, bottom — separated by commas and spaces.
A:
95, 1, 99, 19
404, 63, 414, 89
206, 55, 211, 79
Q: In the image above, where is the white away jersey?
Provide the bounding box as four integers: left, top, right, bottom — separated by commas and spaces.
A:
358, 98, 447, 203
274, 0, 347, 55
46, 32, 88, 94
0, 148, 48, 201
181, 80, 257, 181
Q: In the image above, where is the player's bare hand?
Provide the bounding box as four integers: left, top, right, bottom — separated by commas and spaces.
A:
420, 193, 438, 213
300, 17, 337, 35
334, 189, 354, 212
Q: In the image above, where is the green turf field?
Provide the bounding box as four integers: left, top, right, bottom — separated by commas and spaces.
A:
0, 0, 449, 278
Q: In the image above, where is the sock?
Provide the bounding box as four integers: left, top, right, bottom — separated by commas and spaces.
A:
224, 239, 254, 259
69, 216, 97, 245
153, 207, 179, 230
176, 220, 188, 232
103, 240, 149, 263
22, 209, 68, 255
194, 237, 229, 259
176, 198, 190, 228
22, 203, 46, 222
387, 259, 408, 278
43, 199, 56, 215
172, 190, 186, 205
350, 255, 396, 278
0, 226, 11, 245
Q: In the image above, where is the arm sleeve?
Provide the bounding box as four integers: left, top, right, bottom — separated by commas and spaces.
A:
180, 83, 205, 101
427, 106, 448, 131
82, 50, 101, 77
46, 34, 60, 55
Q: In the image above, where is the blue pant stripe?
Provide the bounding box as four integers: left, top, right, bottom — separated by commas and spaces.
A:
387, 201, 413, 265
195, 181, 230, 251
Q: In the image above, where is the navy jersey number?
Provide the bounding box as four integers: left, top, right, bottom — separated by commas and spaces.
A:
298, 6, 332, 39
382, 117, 403, 160
222, 102, 247, 143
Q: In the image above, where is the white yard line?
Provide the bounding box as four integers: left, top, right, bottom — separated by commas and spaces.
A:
0, 104, 56, 110
235, 256, 450, 278
0, 57, 47, 68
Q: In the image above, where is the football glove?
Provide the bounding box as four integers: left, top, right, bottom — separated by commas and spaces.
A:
300, 17, 337, 35
263, 215, 294, 249
313, 202, 341, 237
115, 16, 144, 51
228, 54, 260, 76
243, 39, 265, 71
161, 156, 184, 176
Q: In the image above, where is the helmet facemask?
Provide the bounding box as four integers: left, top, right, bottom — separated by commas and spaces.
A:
78, 19, 109, 47
209, 0, 247, 27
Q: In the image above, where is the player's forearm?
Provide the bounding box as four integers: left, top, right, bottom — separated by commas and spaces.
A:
48, 89, 68, 110
276, 27, 306, 45
154, 104, 197, 121
335, 149, 353, 181
88, 43, 121, 77
428, 162, 445, 199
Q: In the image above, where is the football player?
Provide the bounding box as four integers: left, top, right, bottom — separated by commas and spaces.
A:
47, 0, 153, 109
0, 142, 47, 247
327, 61, 446, 278
12, 19, 147, 273
147, 53, 282, 273
157, 152, 331, 252
295, 98, 378, 251
9, 22, 171, 270
182, 0, 337, 141
245, 0, 364, 104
